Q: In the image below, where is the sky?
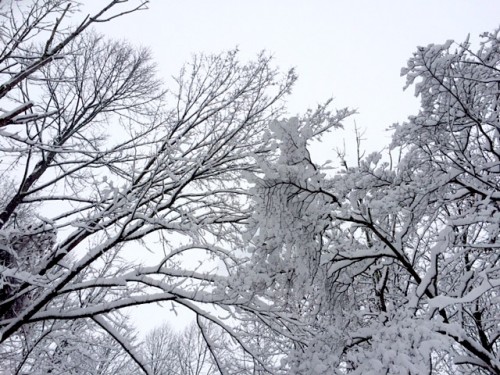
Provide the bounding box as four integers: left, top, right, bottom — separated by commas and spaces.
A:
86, 0, 500, 165
82, 0, 500, 334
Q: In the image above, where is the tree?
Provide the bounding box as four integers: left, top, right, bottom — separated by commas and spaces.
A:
0, 0, 298, 373
245, 30, 500, 374
0, 0, 149, 129
1, 310, 141, 375
143, 322, 221, 375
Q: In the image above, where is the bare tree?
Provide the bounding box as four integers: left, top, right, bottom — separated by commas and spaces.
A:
144, 323, 179, 375
143, 322, 220, 375
0, 0, 149, 128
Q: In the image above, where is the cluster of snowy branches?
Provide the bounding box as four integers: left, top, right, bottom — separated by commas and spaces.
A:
0, 1, 499, 374
245, 31, 500, 374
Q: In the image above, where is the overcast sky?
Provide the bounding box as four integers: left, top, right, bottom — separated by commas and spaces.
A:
84, 0, 500, 332
86, 0, 500, 163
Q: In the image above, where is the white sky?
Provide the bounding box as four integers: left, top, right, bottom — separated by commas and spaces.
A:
87, 0, 500, 163
83, 0, 500, 333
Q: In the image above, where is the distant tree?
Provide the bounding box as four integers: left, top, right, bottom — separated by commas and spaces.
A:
245, 30, 500, 374
1, 311, 141, 375
143, 323, 179, 375
143, 322, 221, 375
